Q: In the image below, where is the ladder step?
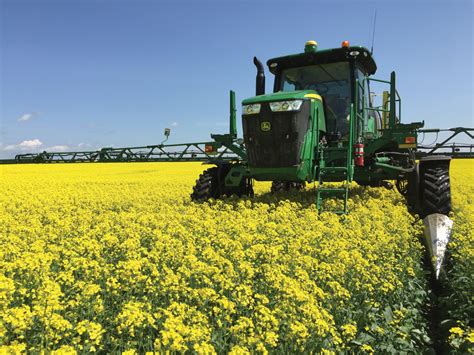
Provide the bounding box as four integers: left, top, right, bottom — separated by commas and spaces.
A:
324, 147, 349, 151
318, 187, 347, 194
316, 144, 353, 214
320, 168, 347, 176
320, 167, 347, 171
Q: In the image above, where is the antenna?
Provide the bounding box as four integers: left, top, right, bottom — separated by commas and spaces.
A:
370, 9, 377, 55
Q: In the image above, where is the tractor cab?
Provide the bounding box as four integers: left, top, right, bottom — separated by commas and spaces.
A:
278, 61, 351, 140
266, 41, 377, 143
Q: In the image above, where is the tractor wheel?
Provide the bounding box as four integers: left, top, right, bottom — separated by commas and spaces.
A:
271, 181, 305, 193
291, 182, 306, 191
221, 167, 254, 198
191, 165, 253, 201
420, 165, 451, 217
271, 181, 286, 193
396, 178, 408, 196
237, 177, 255, 198
271, 181, 283, 193
191, 167, 221, 200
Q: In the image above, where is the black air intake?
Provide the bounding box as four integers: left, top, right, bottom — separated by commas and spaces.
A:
242, 101, 310, 168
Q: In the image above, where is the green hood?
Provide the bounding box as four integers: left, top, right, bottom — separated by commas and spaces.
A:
242, 90, 320, 105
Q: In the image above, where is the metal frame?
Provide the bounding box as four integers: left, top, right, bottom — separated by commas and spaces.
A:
14, 142, 242, 164
416, 127, 473, 158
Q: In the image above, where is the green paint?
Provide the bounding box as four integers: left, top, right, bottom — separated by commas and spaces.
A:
242, 90, 317, 104
229, 90, 237, 137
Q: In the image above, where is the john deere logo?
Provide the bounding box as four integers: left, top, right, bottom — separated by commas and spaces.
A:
261, 121, 271, 131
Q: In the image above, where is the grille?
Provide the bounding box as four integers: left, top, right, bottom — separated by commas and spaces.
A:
242, 101, 310, 168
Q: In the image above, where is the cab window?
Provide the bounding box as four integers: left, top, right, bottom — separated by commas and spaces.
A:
280, 62, 351, 138
356, 68, 379, 137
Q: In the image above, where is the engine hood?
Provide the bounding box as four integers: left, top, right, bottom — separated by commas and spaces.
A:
242, 90, 321, 105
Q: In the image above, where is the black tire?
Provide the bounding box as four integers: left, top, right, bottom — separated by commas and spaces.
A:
293, 182, 306, 190
421, 165, 451, 217
271, 181, 286, 193
271, 181, 305, 193
191, 167, 220, 200
191, 165, 253, 201
237, 178, 254, 198
396, 178, 408, 196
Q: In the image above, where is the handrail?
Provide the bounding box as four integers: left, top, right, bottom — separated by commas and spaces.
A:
347, 103, 355, 181
362, 76, 402, 130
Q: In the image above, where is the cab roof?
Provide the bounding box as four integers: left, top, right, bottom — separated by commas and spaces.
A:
267, 46, 377, 76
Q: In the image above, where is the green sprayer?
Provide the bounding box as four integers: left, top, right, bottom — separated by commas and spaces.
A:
3, 41, 473, 278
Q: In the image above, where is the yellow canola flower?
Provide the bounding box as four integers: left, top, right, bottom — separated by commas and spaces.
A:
442, 160, 474, 352
361, 344, 374, 353
0, 160, 471, 352
340, 323, 357, 340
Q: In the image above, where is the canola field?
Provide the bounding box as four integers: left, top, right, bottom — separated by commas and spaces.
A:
0, 160, 472, 353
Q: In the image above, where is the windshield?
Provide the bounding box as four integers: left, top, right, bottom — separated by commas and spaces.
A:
279, 62, 351, 138
280, 61, 350, 93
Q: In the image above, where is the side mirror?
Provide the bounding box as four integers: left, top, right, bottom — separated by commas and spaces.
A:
161, 128, 171, 145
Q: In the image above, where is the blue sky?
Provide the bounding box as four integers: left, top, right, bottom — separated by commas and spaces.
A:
1, 0, 472, 158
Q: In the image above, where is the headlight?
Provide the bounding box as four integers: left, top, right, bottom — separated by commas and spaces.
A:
242, 104, 261, 115
269, 100, 303, 112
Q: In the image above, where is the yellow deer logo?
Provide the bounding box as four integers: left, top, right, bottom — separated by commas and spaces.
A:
260, 121, 271, 132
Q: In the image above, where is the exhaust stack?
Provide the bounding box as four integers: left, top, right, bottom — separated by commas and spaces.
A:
253, 57, 265, 96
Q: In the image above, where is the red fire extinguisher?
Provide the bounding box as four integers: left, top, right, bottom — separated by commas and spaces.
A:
354, 142, 365, 167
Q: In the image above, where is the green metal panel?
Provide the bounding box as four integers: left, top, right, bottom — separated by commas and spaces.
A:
229, 90, 237, 137
389, 71, 397, 128
224, 165, 248, 187
242, 90, 318, 104
247, 167, 302, 181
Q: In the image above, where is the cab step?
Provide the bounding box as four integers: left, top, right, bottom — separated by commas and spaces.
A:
317, 187, 347, 194
320, 167, 348, 175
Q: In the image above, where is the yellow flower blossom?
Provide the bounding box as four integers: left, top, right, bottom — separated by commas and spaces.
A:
0, 160, 471, 352
341, 323, 357, 340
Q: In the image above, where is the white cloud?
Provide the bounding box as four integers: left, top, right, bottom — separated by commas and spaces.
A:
170, 121, 178, 127
18, 112, 38, 122
3, 139, 43, 151
77, 143, 96, 150
44, 145, 69, 152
